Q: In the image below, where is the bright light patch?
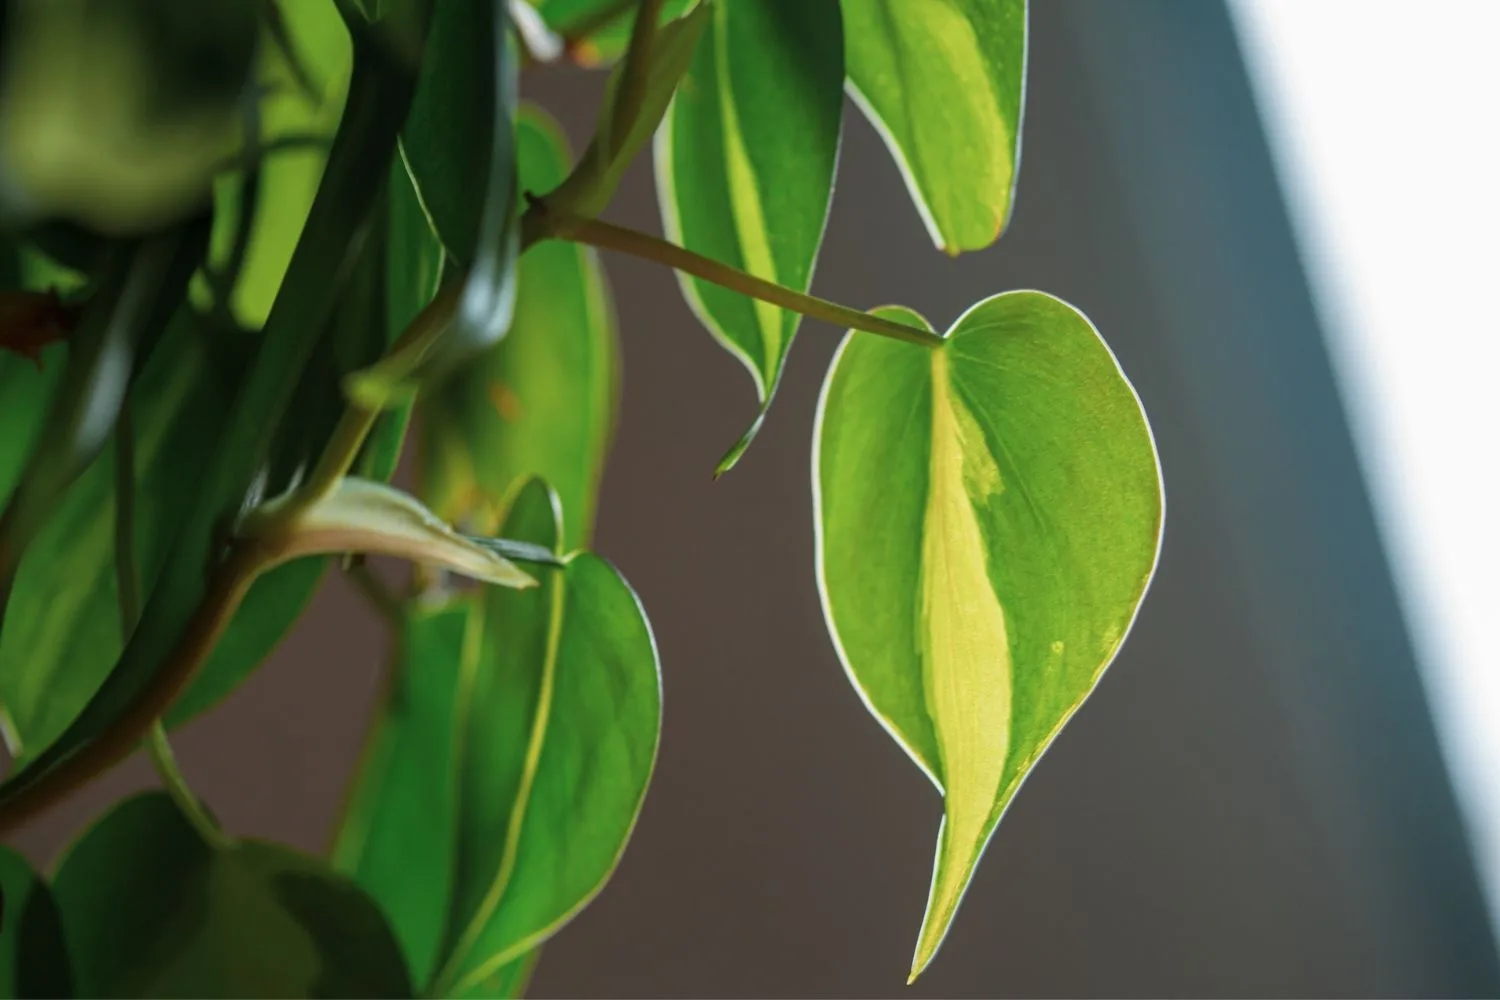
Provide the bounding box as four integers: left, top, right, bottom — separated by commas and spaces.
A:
1231, 0, 1500, 933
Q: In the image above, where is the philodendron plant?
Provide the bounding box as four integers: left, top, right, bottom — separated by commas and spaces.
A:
0, 0, 1162, 994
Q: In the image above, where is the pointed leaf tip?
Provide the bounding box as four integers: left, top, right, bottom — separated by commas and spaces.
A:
815, 292, 1162, 975
242, 477, 537, 588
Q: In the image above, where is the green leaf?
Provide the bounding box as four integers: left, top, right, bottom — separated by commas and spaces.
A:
420, 104, 617, 547
0, 23, 426, 814
429, 479, 661, 998
359, 156, 446, 484
0, 846, 72, 998
51, 791, 412, 997
545, 2, 710, 220
528, 0, 694, 68
813, 293, 1162, 979
350, 0, 518, 405
334, 601, 469, 989
0, 0, 258, 234
0, 314, 230, 762
842, 0, 1027, 254
240, 477, 537, 589
656, 0, 842, 472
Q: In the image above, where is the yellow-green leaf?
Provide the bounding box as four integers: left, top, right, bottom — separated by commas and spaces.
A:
814, 293, 1162, 978
842, 0, 1027, 254
655, 0, 842, 471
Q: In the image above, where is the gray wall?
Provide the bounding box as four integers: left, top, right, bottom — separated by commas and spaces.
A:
9, 2, 1496, 996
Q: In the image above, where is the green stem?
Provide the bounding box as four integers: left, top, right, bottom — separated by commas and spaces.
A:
610, 0, 667, 144
148, 722, 233, 850
539, 212, 946, 348
115, 400, 231, 848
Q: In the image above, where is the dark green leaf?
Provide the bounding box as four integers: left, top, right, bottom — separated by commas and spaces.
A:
421, 104, 617, 547
51, 791, 412, 997
429, 479, 661, 997
0, 314, 230, 762
0, 20, 425, 815
0, 846, 71, 998
842, 0, 1027, 253
358, 156, 445, 484
333, 602, 468, 990
656, 0, 842, 471
350, 0, 517, 403
814, 293, 1162, 978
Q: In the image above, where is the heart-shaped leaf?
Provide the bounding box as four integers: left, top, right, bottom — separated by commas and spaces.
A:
842, 0, 1027, 254
51, 791, 412, 997
655, 0, 843, 472
814, 292, 1162, 978
0, 846, 71, 997
334, 601, 470, 989
420, 104, 617, 546
428, 478, 661, 997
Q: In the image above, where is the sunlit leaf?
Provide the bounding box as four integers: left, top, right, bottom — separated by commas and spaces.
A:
428, 479, 661, 998
0, 0, 258, 234
842, 0, 1027, 254
545, 2, 709, 220
814, 293, 1162, 979
0, 846, 71, 997
51, 791, 412, 997
656, 0, 842, 471
421, 104, 617, 547
334, 601, 469, 989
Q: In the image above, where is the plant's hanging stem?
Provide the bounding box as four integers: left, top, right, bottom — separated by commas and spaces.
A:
115, 400, 232, 849
538, 212, 946, 348
609, 0, 667, 142
147, 723, 233, 849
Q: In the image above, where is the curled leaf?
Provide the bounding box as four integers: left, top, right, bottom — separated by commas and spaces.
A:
241, 477, 535, 589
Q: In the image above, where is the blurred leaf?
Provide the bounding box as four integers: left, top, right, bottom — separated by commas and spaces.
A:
333, 601, 468, 990
51, 791, 413, 997
0, 846, 72, 998
528, 0, 694, 68
545, 2, 708, 220
0, 20, 426, 816
217, 0, 354, 330
359, 153, 445, 484
421, 104, 617, 547
429, 479, 661, 997
842, 0, 1027, 254
350, 0, 516, 405
0, 0, 259, 234
242, 477, 537, 589
814, 293, 1162, 979
0, 354, 64, 513
0, 313, 230, 762
656, 0, 842, 472
0, 226, 206, 584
